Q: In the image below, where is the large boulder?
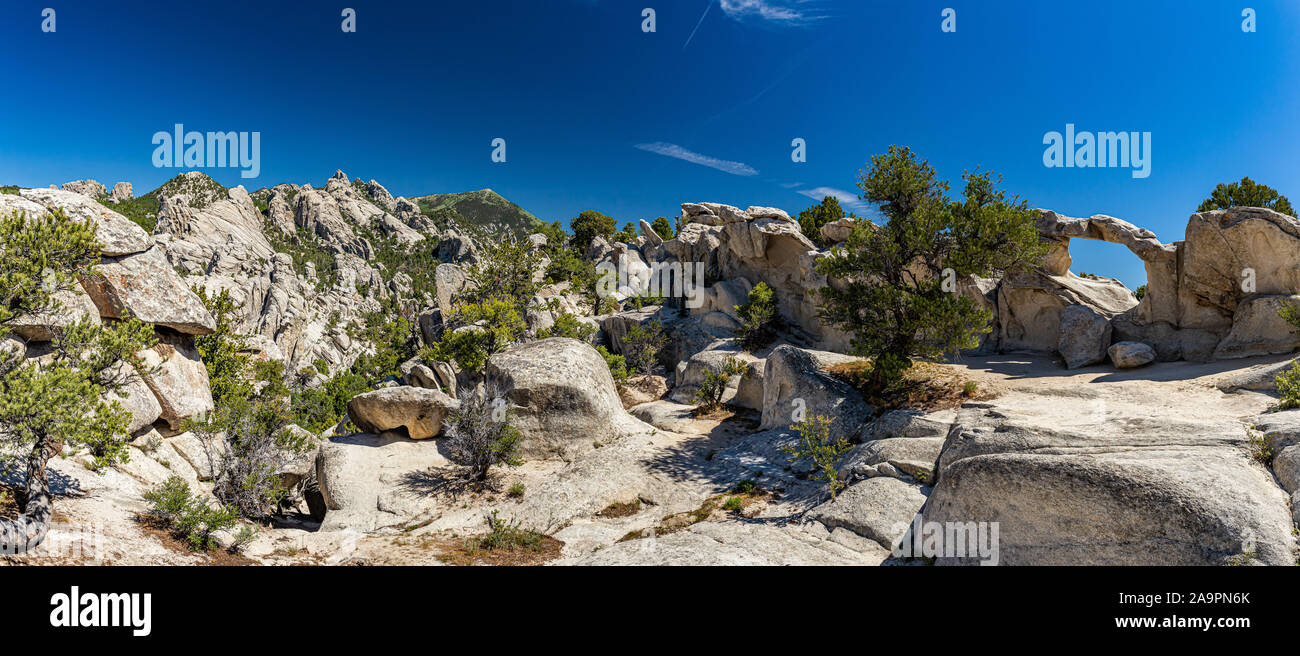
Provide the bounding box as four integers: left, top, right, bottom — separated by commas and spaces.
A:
841, 437, 946, 482
61, 180, 108, 199
923, 405, 1297, 565
110, 182, 134, 202
81, 246, 217, 334
669, 342, 760, 409
19, 187, 152, 256
434, 263, 467, 314
805, 477, 929, 550
7, 286, 101, 341
1213, 294, 1300, 359
997, 271, 1135, 353
1057, 304, 1112, 369
1107, 341, 1156, 369
485, 338, 630, 458
346, 386, 458, 440
138, 337, 214, 431
106, 364, 164, 434
315, 433, 450, 532
759, 345, 872, 442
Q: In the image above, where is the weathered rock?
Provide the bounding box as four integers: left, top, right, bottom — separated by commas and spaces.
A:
106, 364, 164, 435
138, 337, 215, 431
435, 263, 467, 314
81, 246, 216, 334
565, 520, 888, 565
806, 477, 929, 549
619, 374, 668, 408
1108, 341, 1156, 368
346, 386, 458, 440
315, 433, 450, 532
61, 180, 107, 199
639, 219, 663, 246
485, 338, 630, 458
669, 343, 759, 409
744, 206, 792, 222
924, 405, 1297, 565
841, 437, 946, 482
1057, 304, 1112, 369
110, 182, 134, 202
999, 271, 1134, 353
1216, 358, 1296, 392
1213, 294, 1300, 359
19, 187, 152, 256
277, 424, 320, 489
7, 286, 101, 341
759, 345, 872, 441
819, 218, 858, 244
864, 409, 951, 441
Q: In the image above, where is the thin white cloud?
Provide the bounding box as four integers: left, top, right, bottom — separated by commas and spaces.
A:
797, 186, 868, 211
719, 0, 824, 26
779, 181, 803, 188
635, 142, 758, 176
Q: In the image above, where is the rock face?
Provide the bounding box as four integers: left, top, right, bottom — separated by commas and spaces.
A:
1037, 206, 1300, 363
806, 477, 929, 550
19, 187, 153, 256
669, 342, 760, 409
1108, 341, 1156, 369
658, 203, 847, 350
61, 180, 108, 199
486, 338, 630, 458
82, 246, 216, 334
110, 182, 134, 202
346, 386, 458, 440
1213, 294, 1300, 359
759, 345, 871, 441
315, 433, 450, 532
7, 286, 101, 341
1057, 304, 1112, 369
138, 336, 215, 431
924, 404, 1297, 565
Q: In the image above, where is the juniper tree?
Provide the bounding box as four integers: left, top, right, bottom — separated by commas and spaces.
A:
1198, 176, 1295, 217
815, 146, 1048, 392
0, 208, 155, 554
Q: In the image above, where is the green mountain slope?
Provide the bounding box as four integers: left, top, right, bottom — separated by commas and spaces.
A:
411, 189, 540, 240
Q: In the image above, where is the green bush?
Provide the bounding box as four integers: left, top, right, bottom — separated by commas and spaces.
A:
693, 357, 747, 413
538, 312, 596, 341
622, 320, 667, 375
595, 345, 629, 384
568, 209, 616, 251
443, 383, 524, 481
734, 282, 780, 350
781, 415, 851, 498
426, 297, 525, 373
143, 476, 239, 551
798, 195, 848, 248
469, 510, 547, 553
1198, 176, 1295, 217
651, 216, 675, 240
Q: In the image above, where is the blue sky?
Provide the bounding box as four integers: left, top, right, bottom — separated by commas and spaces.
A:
3, 0, 1299, 288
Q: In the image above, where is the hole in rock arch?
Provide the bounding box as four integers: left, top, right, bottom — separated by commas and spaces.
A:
1065, 239, 1147, 298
